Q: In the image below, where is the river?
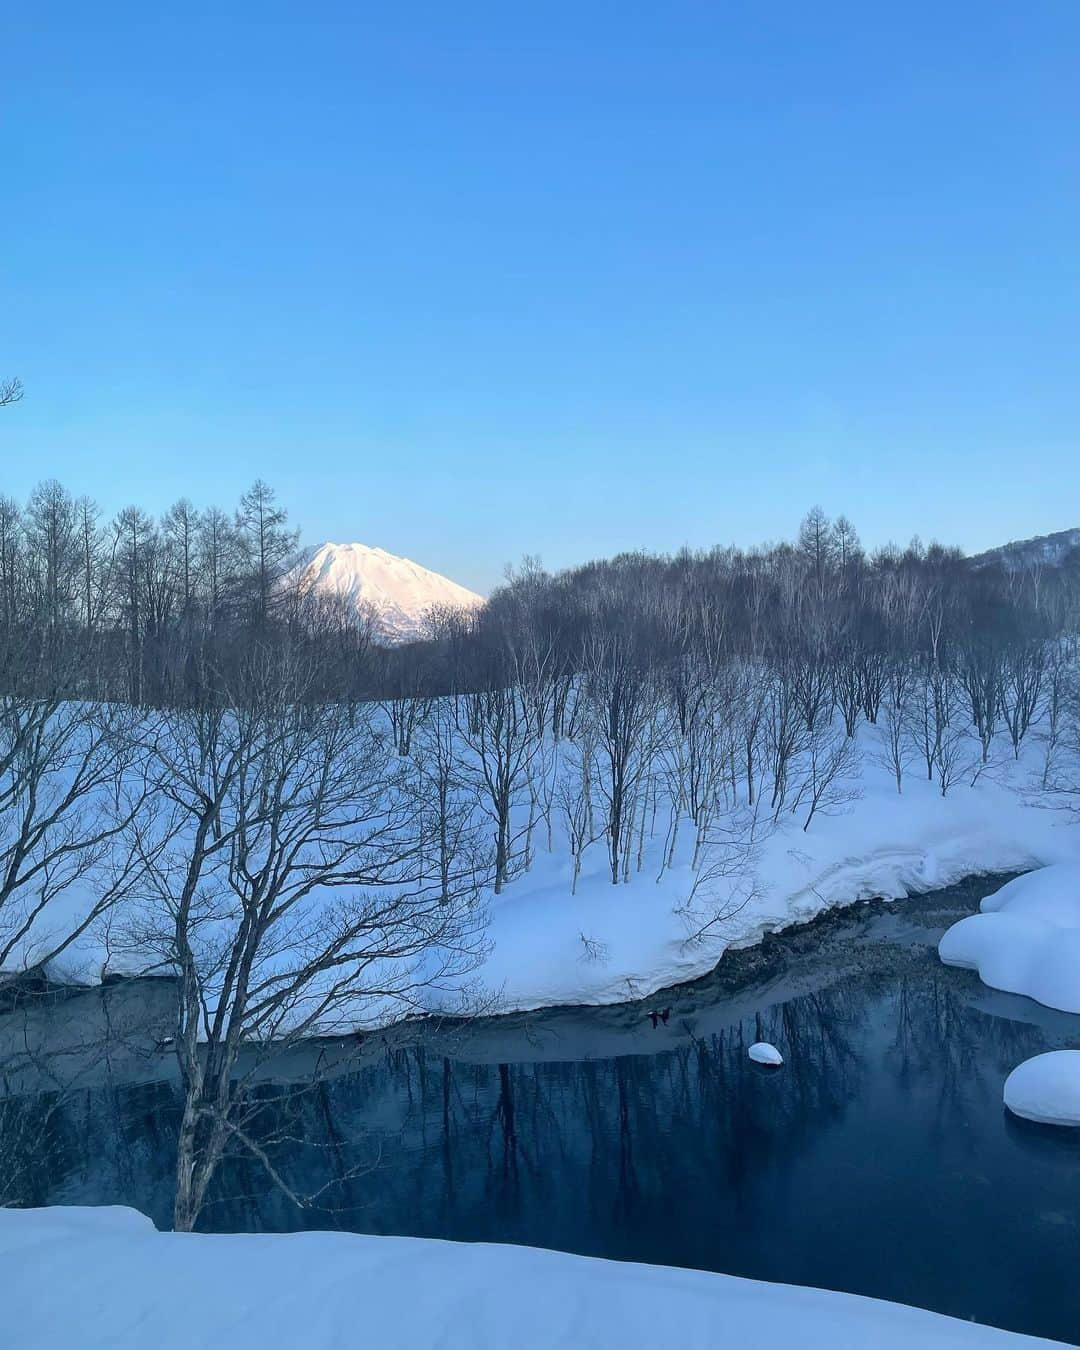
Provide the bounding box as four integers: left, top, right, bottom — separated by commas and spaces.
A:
3, 875, 1079, 1343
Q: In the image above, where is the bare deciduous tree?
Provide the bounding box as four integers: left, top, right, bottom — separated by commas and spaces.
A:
873, 658, 916, 793
456, 665, 539, 895
790, 721, 860, 831
0, 695, 147, 974
122, 653, 488, 1230
584, 634, 662, 886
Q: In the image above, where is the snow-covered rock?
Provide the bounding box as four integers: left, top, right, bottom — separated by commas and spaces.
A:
938, 864, 1080, 1014
0, 1206, 1061, 1349
1004, 1051, 1080, 1127
291, 541, 484, 642
749, 1042, 784, 1066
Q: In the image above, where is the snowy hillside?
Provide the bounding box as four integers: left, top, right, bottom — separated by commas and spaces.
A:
9, 709, 1080, 1027
970, 526, 1080, 571
293, 542, 485, 642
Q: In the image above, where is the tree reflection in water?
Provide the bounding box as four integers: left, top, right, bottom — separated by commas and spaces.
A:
4, 923, 1080, 1343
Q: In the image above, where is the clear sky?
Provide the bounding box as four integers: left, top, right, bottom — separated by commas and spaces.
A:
3, 2, 1079, 594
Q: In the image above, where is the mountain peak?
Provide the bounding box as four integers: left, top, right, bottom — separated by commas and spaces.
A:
293, 542, 485, 642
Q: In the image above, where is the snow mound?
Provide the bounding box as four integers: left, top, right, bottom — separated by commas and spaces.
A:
749, 1042, 784, 1066
938, 864, 1080, 1014
0, 1206, 1062, 1349
292, 541, 485, 642
978, 865, 1080, 926
1004, 1051, 1080, 1127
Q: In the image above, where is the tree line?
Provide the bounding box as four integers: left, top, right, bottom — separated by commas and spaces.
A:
3, 474, 1080, 1231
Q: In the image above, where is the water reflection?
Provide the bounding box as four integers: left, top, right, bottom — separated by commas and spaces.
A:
4, 894, 1080, 1343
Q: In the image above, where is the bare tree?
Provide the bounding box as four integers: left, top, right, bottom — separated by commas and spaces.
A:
931, 671, 974, 797
790, 721, 860, 831
198, 505, 240, 635
873, 658, 916, 793
1039, 645, 1072, 789
675, 802, 764, 947
1001, 640, 1045, 758
584, 633, 661, 885
0, 495, 23, 635
413, 700, 488, 906
456, 672, 538, 894
122, 653, 488, 1231
960, 636, 1003, 763
376, 652, 434, 758
556, 714, 603, 895
0, 695, 148, 973
765, 664, 807, 816
234, 480, 300, 630
798, 506, 836, 599
25, 480, 79, 636
73, 496, 105, 635
909, 658, 950, 782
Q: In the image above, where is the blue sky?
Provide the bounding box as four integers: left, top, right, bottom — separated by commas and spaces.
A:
3, 2, 1079, 593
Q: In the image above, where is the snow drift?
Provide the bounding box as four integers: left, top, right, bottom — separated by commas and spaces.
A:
938, 864, 1080, 1014
0, 1206, 1064, 1350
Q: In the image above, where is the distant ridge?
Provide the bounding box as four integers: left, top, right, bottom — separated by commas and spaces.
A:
292, 542, 485, 642
969, 526, 1080, 571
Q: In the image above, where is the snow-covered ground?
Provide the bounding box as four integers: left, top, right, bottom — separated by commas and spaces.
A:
7, 719, 1080, 1028
938, 863, 1080, 1015
477, 734, 1079, 1014
0, 1205, 1066, 1350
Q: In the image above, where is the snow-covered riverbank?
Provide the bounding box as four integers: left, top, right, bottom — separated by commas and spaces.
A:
939, 864, 1080, 1128
8, 722, 1079, 1029
0, 1205, 1067, 1350
477, 733, 1078, 1014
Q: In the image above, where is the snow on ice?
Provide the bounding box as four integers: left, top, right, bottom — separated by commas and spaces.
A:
748, 1041, 784, 1066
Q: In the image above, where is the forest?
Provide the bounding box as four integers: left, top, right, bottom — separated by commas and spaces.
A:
2, 475, 1080, 1231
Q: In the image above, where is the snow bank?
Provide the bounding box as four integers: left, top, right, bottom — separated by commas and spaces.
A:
9, 721, 1080, 1028
1004, 1051, 1080, 1127
0, 1206, 1063, 1350
938, 864, 1080, 1014
477, 734, 1080, 1015
748, 1041, 783, 1066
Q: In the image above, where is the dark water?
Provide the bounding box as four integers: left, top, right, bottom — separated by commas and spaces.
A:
5, 876, 1080, 1344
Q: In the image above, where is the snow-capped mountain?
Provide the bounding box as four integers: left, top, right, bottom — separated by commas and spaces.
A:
292, 542, 485, 643
970, 526, 1080, 572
